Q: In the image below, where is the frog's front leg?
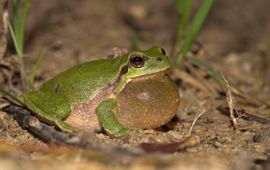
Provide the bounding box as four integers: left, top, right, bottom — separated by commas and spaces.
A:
23, 91, 75, 133
96, 98, 130, 136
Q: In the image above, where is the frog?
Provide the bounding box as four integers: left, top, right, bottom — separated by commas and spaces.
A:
23, 46, 180, 136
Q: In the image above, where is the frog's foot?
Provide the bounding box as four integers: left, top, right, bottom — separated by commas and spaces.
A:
54, 119, 75, 133
109, 127, 132, 137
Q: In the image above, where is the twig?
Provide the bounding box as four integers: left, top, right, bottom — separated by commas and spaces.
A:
188, 110, 206, 136
217, 106, 270, 124
140, 135, 200, 153
2, 104, 140, 157
221, 73, 238, 129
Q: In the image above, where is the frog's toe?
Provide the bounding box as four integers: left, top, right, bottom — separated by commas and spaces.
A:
112, 128, 132, 137
55, 120, 75, 133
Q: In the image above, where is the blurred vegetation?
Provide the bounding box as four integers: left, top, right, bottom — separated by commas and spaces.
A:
172, 0, 214, 67
9, 0, 30, 90
9, 0, 46, 91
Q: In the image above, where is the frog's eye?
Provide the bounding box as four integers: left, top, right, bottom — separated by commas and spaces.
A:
130, 55, 145, 68
161, 48, 166, 55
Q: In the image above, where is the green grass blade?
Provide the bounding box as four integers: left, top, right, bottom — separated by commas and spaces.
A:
9, 22, 27, 89
175, 0, 214, 66
10, 0, 31, 90
176, 0, 193, 39
28, 48, 47, 89
18, 0, 30, 52
12, 0, 30, 54
171, 0, 193, 57
12, 0, 21, 52
12, 0, 19, 6
8, 22, 22, 56
11, 0, 19, 16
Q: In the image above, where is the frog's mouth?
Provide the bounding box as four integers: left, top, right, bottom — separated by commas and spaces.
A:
129, 68, 171, 82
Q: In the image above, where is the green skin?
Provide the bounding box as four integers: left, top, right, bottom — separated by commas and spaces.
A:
23, 46, 171, 136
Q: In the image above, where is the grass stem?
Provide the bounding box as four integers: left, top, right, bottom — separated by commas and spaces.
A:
173, 0, 214, 67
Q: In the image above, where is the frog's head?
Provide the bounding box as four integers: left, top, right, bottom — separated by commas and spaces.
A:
115, 46, 172, 94
124, 46, 171, 79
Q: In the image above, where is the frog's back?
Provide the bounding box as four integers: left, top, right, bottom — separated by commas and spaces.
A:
40, 55, 128, 105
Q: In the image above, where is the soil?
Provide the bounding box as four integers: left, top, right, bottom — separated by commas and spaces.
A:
0, 0, 270, 170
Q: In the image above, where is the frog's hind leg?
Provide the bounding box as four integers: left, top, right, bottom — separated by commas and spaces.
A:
23, 91, 74, 133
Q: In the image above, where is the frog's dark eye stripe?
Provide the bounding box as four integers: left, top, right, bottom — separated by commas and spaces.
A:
130, 55, 145, 68
161, 48, 166, 55
120, 65, 129, 74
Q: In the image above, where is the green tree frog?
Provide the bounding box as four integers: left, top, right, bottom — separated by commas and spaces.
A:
23, 46, 180, 136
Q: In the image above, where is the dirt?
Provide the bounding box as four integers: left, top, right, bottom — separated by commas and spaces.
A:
0, 0, 270, 169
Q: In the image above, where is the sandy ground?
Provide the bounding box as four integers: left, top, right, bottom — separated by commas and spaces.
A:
0, 0, 270, 169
